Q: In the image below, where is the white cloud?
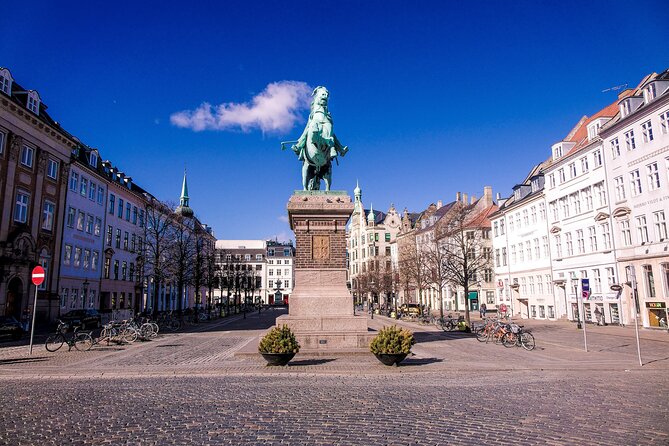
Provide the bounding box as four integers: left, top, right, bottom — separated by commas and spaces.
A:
278, 215, 289, 223
170, 81, 311, 134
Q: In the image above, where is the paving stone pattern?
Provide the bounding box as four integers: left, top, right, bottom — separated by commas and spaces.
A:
0, 309, 667, 445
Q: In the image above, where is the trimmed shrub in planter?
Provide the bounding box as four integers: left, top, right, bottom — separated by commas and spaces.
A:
258, 325, 300, 366
370, 325, 415, 366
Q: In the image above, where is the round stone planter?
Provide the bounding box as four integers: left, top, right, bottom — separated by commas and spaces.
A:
374, 353, 408, 366
261, 352, 296, 366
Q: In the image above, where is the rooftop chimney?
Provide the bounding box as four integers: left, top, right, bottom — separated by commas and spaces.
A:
495, 192, 501, 201
470, 195, 476, 205
437, 200, 443, 208
456, 192, 461, 202
463, 193, 468, 204
483, 186, 493, 206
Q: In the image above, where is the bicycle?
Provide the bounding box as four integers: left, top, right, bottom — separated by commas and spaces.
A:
45, 320, 93, 352
502, 324, 536, 351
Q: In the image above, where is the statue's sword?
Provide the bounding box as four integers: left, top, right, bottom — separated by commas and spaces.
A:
280, 140, 298, 151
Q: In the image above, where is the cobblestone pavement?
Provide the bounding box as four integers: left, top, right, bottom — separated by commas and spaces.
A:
0, 309, 667, 445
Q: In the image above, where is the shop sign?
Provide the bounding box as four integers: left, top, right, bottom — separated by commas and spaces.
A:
646, 302, 666, 309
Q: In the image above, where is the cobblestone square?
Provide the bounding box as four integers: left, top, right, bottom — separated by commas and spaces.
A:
0, 309, 667, 445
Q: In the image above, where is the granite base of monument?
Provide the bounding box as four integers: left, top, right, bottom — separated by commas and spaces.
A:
275, 191, 372, 353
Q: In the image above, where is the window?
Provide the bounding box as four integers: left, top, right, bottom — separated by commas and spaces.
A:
624, 130, 636, 151
499, 219, 505, 235
549, 174, 555, 188
573, 192, 582, 214
113, 260, 119, 280
122, 261, 127, 281
94, 218, 101, 236
92, 251, 99, 271
14, 191, 29, 223
501, 247, 507, 266
89, 182, 96, 201
566, 233, 573, 256
528, 276, 535, 295
125, 202, 131, 221
511, 245, 517, 264
654, 211, 667, 241
74, 247, 82, 267
663, 264, 669, 296
542, 236, 549, 258
593, 149, 602, 167
66, 207, 75, 227
620, 220, 632, 246
643, 265, 656, 298
0, 131, 5, 155
106, 225, 113, 247
509, 216, 514, 233
89, 152, 98, 167
534, 238, 540, 258
553, 145, 563, 159
594, 182, 607, 207
530, 206, 537, 224
47, 159, 58, 179
118, 199, 124, 218
97, 187, 105, 205
636, 215, 649, 244
549, 201, 558, 221
108, 194, 115, 214
104, 258, 110, 279
569, 163, 577, 178
80, 177, 87, 197
64, 245, 72, 265
554, 235, 562, 258
588, 226, 597, 252
558, 168, 565, 183
20, 145, 34, 168
580, 157, 589, 173
537, 275, 543, 295
647, 162, 660, 191
256, 254, 263, 261
606, 267, 617, 286
83, 249, 90, 269
561, 197, 570, 218
76, 211, 85, 231
41, 201, 55, 230
139, 210, 145, 227
610, 138, 620, 158
85, 215, 93, 234
26, 91, 39, 114
521, 278, 527, 295
116, 229, 121, 249
0, 69, 12, 94
129, 263, 135, 282
583, 187, 593, 211
641, 120, 654, 143
614, 176, 626, 201
601, 222, 611, 250
385, 233, 391, 242
244, 254, 251, 261
630, 170, 642, 196
132, 206, 138, 224
660, 111, 669, 135
525, 241, 531, 261
576, 229, 585, 254
495, 249, 500, 267
493, 222, 498, 237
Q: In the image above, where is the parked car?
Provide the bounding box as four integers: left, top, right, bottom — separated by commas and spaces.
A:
59, 309, 102, 330
400, 303, 421, 316
0, 316, 24, 341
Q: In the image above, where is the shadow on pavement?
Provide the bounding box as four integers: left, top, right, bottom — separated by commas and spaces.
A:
413, 331, 475, 344
0, 357, 49, 364
400, 357, 444, 366
289, 358, 337, 366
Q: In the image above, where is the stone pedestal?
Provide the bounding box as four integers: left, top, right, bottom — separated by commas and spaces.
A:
276, 191, 371, 352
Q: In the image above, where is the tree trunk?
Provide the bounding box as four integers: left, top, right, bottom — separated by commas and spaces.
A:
464, 283, 471, 326
439, 287, 444, 319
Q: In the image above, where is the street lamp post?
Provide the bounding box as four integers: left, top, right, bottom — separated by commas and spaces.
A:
82, 279, 90, 311
370, 278, 375, 319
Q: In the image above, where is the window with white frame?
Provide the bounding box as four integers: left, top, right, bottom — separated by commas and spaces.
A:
594, 182, 607, 207
593, 149, 602, 167
592, 269, 602, 293
576, 229, 585, 254
521, 277, 527, 295
47, 159, 58, 180
542, 236, 549, 257
525, 241, 531, 261
83, 249, 91, 269
500, 219, 505, 235
610, 138, 620, 158
641, 120, 654, 143
554, 235, 562, 258
566, 232, 573, 256
558, 168, 565, 183
74, 247, 82, 267
643, 265, 656, 298
630, 169, 642, 196
539, 202, 546, 221
624, 130, 636, 151
654, 211, 667, 241
580, 157, 589, 173
644, 83, 657, 102
77, 211, 85, 231
549, 201, 558, 221
660, 111, 669, 135
94, 217, 101, 236
26, 91, 40, 114
569, 163, 577, 178
620, 220, 632, 246
89, 182, 96, 201
80, 177, 87, 196
70, 171, 79, 192
14, 191, 29, 223
89, 152, 98, 167
0, 69, 12, 94
572, 192, 581, 214
662, 263, 669, 296
530, 206, 537, 224
533, 238, 540, 258
41, 201, 55, 231
588, 226, 597, 252
92, 251, 99, 271
614, 176, 626, 201
501, 247, 507, 266
549, 174, 555, 188
86, 215, 94, 234
511, 245, 516, 264
561, 197, 570, 218
582, 187, 592, 211
646, 162, 660, 191
553, 145, 563, 159
20, 145, 34, 168
66, 207, 75, 228
636, 215, 649, 243
601, 222, 611, 250
606, 267, 616, 286
0, 131, 5, 155
97, 187, 104, 205
528, 276, 535, 294
64, 245, 72, 265
523, 209, 529, 226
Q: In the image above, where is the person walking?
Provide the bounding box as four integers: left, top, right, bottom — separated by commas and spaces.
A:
479, 303, 487, 319
594, 306, 603, 326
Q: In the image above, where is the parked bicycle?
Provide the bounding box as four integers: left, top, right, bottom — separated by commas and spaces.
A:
45, 320, 93, 352
502, 324, 536, 351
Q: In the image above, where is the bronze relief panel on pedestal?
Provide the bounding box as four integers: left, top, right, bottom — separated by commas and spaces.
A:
312, 235, 330, 260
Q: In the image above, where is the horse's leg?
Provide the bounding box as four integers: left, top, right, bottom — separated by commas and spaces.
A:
302, 162, 310, 190
323, 165, 332, 191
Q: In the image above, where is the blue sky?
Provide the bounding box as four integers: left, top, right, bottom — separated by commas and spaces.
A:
2, 1, 668, 241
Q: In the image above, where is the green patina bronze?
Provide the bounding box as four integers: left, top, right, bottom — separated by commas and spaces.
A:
281, 86, 348, 191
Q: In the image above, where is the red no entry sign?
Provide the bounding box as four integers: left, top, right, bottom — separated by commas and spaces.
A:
31, 266, 45, 286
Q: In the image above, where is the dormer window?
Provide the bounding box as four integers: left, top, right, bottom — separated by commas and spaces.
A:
27, 90, 40, 114
620, 100, 630, 117
553, 144, 563, 160
587, 121, 602, 140
514, 189, 521, 201
0, 68, 13, 95
644, 83, 656, 103
89, 151, 98, 167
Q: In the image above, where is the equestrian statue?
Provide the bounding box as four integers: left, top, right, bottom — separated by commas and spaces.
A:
281, 86, 348, 191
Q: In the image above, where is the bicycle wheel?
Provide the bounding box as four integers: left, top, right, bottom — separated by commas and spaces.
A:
501, 332, 516, 348
122, 327, 138, 343
45, 334, 65, 352
169, 319, 181, 332
150, 322, 159, 335
520, 332, 536, 351
476, 328, 489, 342
74, 333, 93, 351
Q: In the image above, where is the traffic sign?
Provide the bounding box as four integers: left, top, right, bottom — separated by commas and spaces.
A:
31, 266, 45, 286
582, 290, 590, 299
581, 278, 590, 293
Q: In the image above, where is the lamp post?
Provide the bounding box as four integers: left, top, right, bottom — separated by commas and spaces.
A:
370, 278, 375, 319
273, 279, 284, 308
82, 279, 90, 311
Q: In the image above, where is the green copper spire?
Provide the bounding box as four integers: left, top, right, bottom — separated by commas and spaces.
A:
176, 169, 194, 218
367, 203, 375, 223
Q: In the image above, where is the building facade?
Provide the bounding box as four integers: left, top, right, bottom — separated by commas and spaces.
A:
215, 240, 268, 307
266, 240, 295, 305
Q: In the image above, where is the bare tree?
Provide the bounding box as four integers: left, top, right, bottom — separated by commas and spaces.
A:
422, 233, 450, 320
203, 244, 219, 316
143, 198, 175, 318
440, 206, 492, 326
168, 214, 196, 318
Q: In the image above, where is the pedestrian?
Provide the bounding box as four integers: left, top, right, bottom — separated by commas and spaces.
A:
499, 303, 508, 319
594, 307, 603, 326
479, 303, 487, 319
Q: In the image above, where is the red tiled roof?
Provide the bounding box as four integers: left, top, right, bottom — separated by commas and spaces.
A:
562, 100, 621, 158
465, 204, 498, 229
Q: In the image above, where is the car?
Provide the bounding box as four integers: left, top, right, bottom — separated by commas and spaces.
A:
59, 309, 102, 330
0, 316, 25, 341
400, 303, 421, 316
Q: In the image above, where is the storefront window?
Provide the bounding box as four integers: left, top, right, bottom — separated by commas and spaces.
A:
643, 265, 656, 298
547, 306, 555, 318
530, 305, 536, 318
538, 306, 545, 318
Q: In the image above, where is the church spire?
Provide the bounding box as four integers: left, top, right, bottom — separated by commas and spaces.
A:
176, 169, 194, 218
